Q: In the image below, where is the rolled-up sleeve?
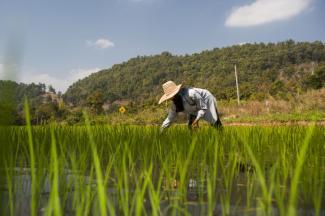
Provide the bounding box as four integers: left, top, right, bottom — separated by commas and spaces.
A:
196, 110, 205, 120
161, 104, 177, 130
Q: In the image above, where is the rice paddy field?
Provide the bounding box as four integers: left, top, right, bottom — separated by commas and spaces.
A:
0, 113, 324, 215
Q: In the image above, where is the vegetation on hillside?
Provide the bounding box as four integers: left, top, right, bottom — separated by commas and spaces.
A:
64, 40, 325, 108
0, 81, 65, 125
1, 40, 324, 125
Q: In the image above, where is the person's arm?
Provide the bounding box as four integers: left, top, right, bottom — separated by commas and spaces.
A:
161, 104, 177, 131
187, 114, 196, 129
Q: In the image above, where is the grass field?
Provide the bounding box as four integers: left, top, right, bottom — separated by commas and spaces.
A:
0, 115, 324, 216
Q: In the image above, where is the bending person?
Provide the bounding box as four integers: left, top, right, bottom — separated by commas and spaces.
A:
158, 80, 222, 131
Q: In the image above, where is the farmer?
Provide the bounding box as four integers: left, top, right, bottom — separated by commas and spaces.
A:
159, 80, 222, 131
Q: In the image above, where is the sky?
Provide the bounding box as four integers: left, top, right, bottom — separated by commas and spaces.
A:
0, 0, 324, 93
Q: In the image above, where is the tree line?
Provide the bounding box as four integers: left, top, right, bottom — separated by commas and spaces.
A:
64, 40, 325, 109
1, 40, 324, 125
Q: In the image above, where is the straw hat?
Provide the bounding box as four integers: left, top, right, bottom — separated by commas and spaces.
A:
158, 81, 182, 104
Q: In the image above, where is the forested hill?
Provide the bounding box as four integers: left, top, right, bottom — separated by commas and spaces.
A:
64, 40, 325, 107
0, 81, 47, 124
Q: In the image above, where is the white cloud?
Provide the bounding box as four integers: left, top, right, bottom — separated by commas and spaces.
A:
19, 68, 100, 93
237, 42, 248, 46
2, 64, 100, 92
20, 73, 63, 91
68, 68, 101, 82
225, 0, 312, 27
87, 38, 115, 49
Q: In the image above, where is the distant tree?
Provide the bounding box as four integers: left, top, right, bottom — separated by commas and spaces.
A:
0, 81, 17, 125
65, 108, 84, 125
86, 91, 104, 114
39, 83, 46, 92
303, 65, 325, 89
63, 40, 325, 108
270, 80, 286, 97
35, 102, 58, 124
48, 85, 56, 93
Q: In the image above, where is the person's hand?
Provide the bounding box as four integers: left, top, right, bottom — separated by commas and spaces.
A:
191, 120, 199, 129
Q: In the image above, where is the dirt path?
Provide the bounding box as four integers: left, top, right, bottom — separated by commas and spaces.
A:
224, 120, 325, 126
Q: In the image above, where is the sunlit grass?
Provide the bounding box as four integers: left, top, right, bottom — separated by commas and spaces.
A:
0, 118, 324, 215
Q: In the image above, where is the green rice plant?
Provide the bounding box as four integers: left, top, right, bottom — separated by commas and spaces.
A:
244, 170, 255, 215
24, 99, 37, 216
206, 136, 219, 216
287, 123, 316, 216
132, 164, 152, 216
5, 161, 14, 216
312, 158, 324, 216
0, 121, 324, 215
179, 136, 197, 200
147, 171, 164, 216
273, 167, 287, 216
242, 140, 272, 215
116, 141, 131, 215
223, 152, 238, 215
83, 112, 110, 216
45, 125, 62, 216
83, 167, 95, 216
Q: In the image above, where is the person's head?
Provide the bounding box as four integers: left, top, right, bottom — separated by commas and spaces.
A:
158, 81, 182, 104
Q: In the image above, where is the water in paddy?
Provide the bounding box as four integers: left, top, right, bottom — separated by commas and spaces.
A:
1, 164, 324, 216
0, 125, 324, 215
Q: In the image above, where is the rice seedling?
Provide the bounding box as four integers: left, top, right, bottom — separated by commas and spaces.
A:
0, 111, 324, 215
24, 99, 37, 216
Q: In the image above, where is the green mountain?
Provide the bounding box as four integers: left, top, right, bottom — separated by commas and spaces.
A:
63, 40, 325, 110
0, 81, 47, 124
1, 40, 324, 125
0, 81, 64, 125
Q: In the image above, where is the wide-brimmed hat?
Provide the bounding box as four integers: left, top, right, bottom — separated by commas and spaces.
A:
158, 81, 182, 104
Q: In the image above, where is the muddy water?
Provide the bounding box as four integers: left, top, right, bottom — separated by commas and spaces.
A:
1, 167, 324, 216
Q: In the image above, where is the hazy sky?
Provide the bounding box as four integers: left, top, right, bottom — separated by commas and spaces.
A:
0, 0, 324, 92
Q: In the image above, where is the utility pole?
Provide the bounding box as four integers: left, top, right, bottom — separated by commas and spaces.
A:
234, 64, 240, 106
311, 61, 315, 75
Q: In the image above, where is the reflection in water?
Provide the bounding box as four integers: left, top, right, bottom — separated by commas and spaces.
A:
1, 166, 323, 216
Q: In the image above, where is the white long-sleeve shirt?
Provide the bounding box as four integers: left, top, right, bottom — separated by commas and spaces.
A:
161, 87, 219, 129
